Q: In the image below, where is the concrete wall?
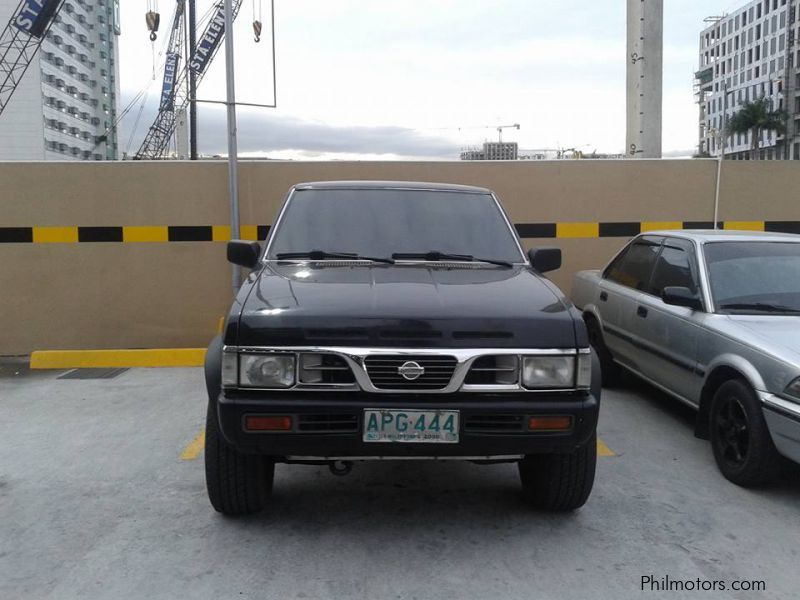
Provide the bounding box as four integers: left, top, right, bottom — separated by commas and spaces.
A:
2, 159, 798, 354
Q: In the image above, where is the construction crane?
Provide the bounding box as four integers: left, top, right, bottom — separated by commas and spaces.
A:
135, 0, 244, 159
134, 0, 187, 159
494, 123, 520, 143
434, 123, 521, 143
0, 0, 65, 116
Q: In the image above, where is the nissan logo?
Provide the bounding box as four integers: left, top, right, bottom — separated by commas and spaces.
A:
397, 361, 425, 381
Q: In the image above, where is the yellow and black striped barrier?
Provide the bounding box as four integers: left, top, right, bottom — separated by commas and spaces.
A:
1, 221, 797, 244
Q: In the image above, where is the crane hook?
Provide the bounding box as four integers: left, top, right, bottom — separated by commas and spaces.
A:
253, 20, 262, 43
146, 10, 161, 41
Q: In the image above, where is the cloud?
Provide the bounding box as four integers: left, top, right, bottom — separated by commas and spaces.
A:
120, 103, 459, 158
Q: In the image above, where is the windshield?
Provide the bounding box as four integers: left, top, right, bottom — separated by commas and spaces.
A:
705, 241, 800, 314
267, 189, 524, 263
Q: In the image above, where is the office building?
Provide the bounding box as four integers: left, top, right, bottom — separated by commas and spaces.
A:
0, 0, 121, 160
697, 0, 800, 159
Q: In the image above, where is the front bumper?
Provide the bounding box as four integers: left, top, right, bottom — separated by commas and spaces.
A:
760, 392, 800, 464
216, 391, 599, 459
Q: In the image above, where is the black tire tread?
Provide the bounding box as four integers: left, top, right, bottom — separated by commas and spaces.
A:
710, 379, 783, 487
519, 433, 597, 511
205, 403, 274, 515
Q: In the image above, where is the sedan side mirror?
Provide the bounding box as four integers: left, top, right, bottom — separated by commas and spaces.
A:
662, 286, 703, 310
528, 247, 562, 273
227, 240, 261, 269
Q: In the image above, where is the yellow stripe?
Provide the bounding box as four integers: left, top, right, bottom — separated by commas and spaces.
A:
239, 224, 258, 241
217, 316, 225, 334
180, 431, 205, 460
597, 437, 616, 457
640, 221, 682, 233
556, 222, 599, 238
32, 226, 78, 243
212, 225, 232, 241
122, 226, 168, 242
723, 221, 765, 231
30, 348, 206, 369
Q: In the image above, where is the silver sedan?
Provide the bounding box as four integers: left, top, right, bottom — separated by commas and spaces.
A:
572, 230, 800, 485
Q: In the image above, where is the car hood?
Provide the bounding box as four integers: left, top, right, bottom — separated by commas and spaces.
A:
235, 263, 576, 348
725, 315, 800, 363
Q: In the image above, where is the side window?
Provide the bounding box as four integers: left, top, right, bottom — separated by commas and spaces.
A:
649, 241, 698, 297
605, 240, 661, 291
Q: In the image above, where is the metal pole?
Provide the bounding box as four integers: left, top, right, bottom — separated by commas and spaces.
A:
188, 0, 198, 160
224, 0, 241, 292
714, 82, 729, 230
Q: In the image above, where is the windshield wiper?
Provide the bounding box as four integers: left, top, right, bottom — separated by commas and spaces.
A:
275, 250, 394, 264
719, 302, 800, 314
391, 251, 513, 268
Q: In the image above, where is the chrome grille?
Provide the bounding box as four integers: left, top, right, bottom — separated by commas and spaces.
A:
364, 355, 458, 390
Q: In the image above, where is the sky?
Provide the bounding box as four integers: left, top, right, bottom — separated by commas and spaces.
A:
116, 0, 744, 160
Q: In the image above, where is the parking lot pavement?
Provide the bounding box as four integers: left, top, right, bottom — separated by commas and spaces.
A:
1, 366, 798, 600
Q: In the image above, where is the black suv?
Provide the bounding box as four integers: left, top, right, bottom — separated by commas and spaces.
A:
204, 181, 601, 514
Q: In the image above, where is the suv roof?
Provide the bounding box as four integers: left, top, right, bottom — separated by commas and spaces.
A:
292, 180, 492, 194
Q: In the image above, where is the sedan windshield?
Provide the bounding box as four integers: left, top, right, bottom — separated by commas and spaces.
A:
267, 189, 524, 263
705, 241, 800, 314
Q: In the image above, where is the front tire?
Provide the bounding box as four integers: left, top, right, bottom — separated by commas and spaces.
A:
710, 379, 782, 487
518, 433, 597, 511
205, 403, 275, 515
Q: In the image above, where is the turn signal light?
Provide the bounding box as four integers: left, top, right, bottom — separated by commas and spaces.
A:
245, 415, 292, 431
528, 416, 573, 431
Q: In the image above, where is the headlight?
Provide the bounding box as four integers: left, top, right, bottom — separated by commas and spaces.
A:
522, 356, 575, 389
784, 377, 800, 402
239, 353, 296, 388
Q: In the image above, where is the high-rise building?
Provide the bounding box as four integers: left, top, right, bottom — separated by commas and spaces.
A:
0, 0, 121, 160
697, 0, 800, 160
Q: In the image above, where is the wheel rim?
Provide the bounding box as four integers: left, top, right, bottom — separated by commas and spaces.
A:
715, 396, 749, 468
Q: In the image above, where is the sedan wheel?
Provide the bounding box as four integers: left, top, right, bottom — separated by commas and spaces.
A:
710, 379, 782, 486
714, 396, 749, 468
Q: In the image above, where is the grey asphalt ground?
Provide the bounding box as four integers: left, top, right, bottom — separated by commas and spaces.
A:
1, 363, 798, 600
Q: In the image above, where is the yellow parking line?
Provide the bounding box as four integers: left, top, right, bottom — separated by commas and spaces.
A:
30, 348, 206, 369
597, 437, 616, 457
180, 431, 205, 460
178, 430, 616, 459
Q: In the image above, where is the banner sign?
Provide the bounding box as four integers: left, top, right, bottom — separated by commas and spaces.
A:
160, 52, 181, 111
189, 4, 226, 76
13, 0, 62, 39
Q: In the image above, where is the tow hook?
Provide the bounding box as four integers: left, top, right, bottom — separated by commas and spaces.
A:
329, 460, 353, 476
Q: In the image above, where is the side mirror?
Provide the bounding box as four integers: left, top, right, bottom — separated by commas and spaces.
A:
662, 286, 703, 310
227, 240, 261, 269
528, 247, 562, 273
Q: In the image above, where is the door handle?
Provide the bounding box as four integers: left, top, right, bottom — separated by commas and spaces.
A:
637, 306, 648, 318
600, 291, 608, 302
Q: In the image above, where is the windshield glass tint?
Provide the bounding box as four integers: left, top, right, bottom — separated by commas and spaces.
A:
268, 189, 524, 262
705, 241, 800, 312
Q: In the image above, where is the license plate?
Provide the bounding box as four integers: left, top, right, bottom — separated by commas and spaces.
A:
363, 409, 459, 443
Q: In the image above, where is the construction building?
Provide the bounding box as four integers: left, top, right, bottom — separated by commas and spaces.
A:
460, 141, 519, 161
0, 0, 121, 160
697, 0, 800, 159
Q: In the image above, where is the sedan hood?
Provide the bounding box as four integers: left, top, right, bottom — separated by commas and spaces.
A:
727, 316, 800, 363
236, 263, 576, 348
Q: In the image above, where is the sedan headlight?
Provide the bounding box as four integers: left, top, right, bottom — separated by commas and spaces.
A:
522, 353, 591, 390
783, 377, 800, 402
239, 353, 296, 388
